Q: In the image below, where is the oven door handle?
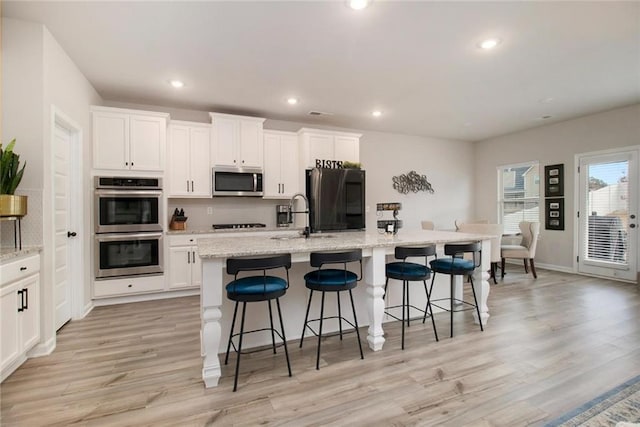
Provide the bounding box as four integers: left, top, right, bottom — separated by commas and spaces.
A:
95, 190, 162, 196
96, 232, 164, 242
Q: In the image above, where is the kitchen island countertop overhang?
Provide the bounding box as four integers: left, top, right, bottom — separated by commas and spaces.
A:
198, 229, 493, 388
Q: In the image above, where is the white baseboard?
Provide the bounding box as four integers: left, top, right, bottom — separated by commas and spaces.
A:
81, 302, 94, 319
28, 336, 56, 358
93, 288, 200, 307
531, 262, 575, 274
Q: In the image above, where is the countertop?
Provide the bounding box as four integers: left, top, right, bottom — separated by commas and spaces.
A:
0, 246, 43, 262
197, 229, 495, 258
166, 226, 296, 235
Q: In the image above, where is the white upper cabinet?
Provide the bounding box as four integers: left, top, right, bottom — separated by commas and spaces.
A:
92, 106, 169, 172
210, 113, 265, 169
298, 128, 361, 169
263, 130, 299, 199
167, 121, 212, 197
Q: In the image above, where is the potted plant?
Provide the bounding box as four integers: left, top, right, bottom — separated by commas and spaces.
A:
0, 139, 28, 217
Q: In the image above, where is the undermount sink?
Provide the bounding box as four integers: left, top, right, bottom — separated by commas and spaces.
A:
270, 234, 336, 240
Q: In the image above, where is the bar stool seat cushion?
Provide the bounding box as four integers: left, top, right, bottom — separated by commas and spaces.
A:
385, 262, 431, 280
304, 269, 358, 288
430, 257, 475, 274
226, 276, 287, 295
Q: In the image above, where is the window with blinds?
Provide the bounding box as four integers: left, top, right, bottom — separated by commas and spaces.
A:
498, 162, 540, 234
584, 160, 629, 264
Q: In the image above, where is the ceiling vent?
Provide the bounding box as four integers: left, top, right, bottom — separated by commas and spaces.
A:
308, 110, 334, 116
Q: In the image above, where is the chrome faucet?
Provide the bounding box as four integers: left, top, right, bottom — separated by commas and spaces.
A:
288, 192, 310, 238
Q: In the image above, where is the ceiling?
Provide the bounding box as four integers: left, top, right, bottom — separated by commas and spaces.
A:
3, 1, 640, 142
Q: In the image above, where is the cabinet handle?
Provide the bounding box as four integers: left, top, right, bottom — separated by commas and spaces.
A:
187, 252, 191, 264
187, 180, 190, 192
242, 160, 245, 164
131, 162, 134, 167
192, 251, 196, 263
191, 181, 194, 192
20, 266, 27, 271
282, 183, 285, 193
125, 162, 128, 166
17, 290, 24, 312
23, 288, 28, 310
128, 284, 132, 288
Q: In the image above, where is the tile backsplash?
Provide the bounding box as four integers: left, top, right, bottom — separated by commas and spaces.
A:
168, 197, 286, 230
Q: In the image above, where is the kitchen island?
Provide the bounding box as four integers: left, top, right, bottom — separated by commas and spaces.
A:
197, 229, 492, 388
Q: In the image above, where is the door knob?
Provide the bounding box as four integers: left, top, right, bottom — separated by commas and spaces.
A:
67, 231, 77, 237
630, 224, 636, 229
630, 214, 636, 219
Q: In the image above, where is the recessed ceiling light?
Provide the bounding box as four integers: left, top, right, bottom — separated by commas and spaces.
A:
478, 38, 501, 50
348, 0, 370, 10
286, 97, 299, 105
372, 110, 382, 117
169, 80, 184, 88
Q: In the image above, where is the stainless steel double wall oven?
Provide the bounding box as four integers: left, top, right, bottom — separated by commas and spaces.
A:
94, 177, 164, 279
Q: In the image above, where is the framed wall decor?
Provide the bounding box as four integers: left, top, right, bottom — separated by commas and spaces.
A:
544, 164, 564, 197
545, 198, 565, 230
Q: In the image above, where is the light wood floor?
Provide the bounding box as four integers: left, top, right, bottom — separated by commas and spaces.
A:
2, 267, 639, 426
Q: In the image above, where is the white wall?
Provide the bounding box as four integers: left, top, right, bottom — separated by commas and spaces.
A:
474, 104, 640, 270
2, 18, 102, 354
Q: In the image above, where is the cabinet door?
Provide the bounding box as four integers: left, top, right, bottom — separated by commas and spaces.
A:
279, 134, 299, 197
168, 246, 191, 289
168, 125, 191, 197
20, 275, 40, 352
263, 133, 282, 198
189, 127, 212, 197
130, 115, 165, 171
334, 136, 359, 164
93, 112, 129, 170
0, 283, 20, 372
238, 120, 263, 168
307, 134, 334, 167
212, 116, 238, 167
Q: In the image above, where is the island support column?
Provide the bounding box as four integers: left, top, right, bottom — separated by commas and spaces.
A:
472, 238, 491, 325
201, 258, 224, 388
364, 247, 386, 351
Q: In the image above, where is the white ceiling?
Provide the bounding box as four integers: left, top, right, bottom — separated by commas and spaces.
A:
3, 1, 640, 142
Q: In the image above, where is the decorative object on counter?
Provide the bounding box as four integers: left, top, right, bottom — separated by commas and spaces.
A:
169, 208, 188, 231
0, 139, 28, 249
377, 202, 402, 234
342, 161, 362, 169
392, 171, 434, 194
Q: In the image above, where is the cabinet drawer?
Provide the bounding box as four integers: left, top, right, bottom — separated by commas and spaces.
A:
94, 275, 165, 298
0, 255, 40, 286
168, 234, 214, 247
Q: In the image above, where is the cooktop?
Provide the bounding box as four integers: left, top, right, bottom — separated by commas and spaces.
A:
212, 223, 267, 230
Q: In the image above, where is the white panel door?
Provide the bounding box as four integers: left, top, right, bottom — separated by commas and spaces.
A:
190, 127, 212, 197
578, 149, 638, 281
53, 123, 72, 330
130, 116, 164, 171
168, 246, 192, 289
168, 125, 191, 196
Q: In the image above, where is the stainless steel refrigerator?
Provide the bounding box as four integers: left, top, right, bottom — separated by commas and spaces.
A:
306, 168, 366, 233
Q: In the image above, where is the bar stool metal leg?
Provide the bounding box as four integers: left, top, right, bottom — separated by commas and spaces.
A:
349, 289, 364, 360
268, 300, 277, 354
450, 275, 454, 338
276, 298, 292, 377
401, 280, 406, 349
423, 280, 439, 342
337, 293, 343, 340
300, 290, 314, 348
469, 277, 484, 331
316, 292, 326, 370
233, 302, 248, 392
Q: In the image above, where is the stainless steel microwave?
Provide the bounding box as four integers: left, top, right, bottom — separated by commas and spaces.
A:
212, 167, 263, 197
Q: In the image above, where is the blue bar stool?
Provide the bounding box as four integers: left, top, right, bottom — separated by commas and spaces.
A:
384, 245, 439, 349
300, 249, 365, 370
224, 253, 292, 391
429, 242, 484, 338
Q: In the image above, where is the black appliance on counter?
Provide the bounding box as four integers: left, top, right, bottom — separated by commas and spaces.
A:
306, 168, 366, 233
212, 223, 266, 230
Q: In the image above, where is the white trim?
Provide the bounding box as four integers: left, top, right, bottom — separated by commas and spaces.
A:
90, 105, 170, 119
51, 106, 85, 324
26, 336, 56, 358
92, 289, 200, 307
532, 262, 575, 275
81, 302, 94, 319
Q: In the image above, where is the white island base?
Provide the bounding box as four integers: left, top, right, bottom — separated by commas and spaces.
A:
198, 230, 491, 388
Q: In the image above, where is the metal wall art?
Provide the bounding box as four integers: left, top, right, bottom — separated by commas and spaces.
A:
392, 171, 434, 194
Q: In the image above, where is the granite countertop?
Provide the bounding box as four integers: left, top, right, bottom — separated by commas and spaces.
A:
166, 226, 297, 235
197, 229, 495, 258
0, 246, 43, 262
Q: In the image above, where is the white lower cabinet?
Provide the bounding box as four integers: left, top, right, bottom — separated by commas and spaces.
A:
93, 275, 166, 298
1, 254, 40, 382
168, 235, 205, 290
